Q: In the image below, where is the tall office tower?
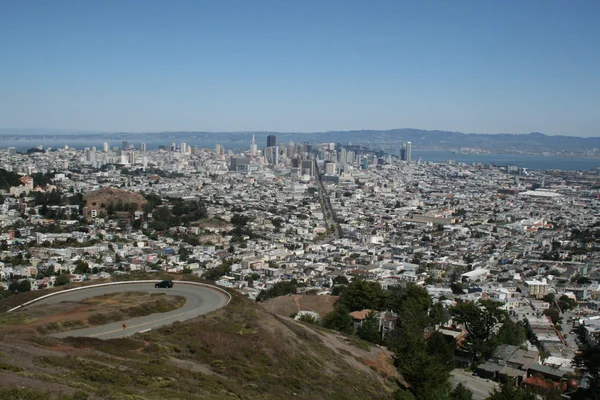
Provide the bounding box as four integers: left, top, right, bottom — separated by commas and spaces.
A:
7, 147, 16, 156
346, 150, 355, 164
250, 135, 257, 157
287, 142, 294, 159
90, 149, 97, 166
304, 142, 312, 158
171, 142, 176, 151
265, 146, 278, 165
291, 156, 300, 168
140, 142, 147, 152
215, 144, 222, 154
181, 143, 187, 154
301, 159, 315, 176
129, 151, 135, 164
405, 141, 412, 163
122, 140, 128, 151
324, 161, 335, 175
400, 148, 407, 161
103, 142, 109, 152
267, 135, 276, 148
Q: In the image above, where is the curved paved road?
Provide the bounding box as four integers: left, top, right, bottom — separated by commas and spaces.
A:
27, 282, 229, 339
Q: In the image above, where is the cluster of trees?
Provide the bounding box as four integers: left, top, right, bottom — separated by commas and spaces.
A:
317, 281, 461, 399
311, 278, 532, 399
571, 228, 600, 244
149, 199, 207, 230
144, 192, 162, 208
33, 191, 86, 218
256, 280, 298, 302
33, 190, 63, 207
573, 344, 600, 399
31, 171, 55, 187
203, 259, 236, 281
8, 280, 31, 293
3, 252, 30, 266
0, 169, 21, 190
450, 299, 507, 366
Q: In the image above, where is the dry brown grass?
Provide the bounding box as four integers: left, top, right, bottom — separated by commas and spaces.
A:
0, 290, 401, 399
83, 187, 147, 210
259, 294, 339, 317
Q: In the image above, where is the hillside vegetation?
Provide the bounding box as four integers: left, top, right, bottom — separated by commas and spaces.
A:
0, 290, 399, 400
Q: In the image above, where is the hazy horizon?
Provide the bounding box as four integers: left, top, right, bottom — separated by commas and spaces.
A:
0, 127, 598, 138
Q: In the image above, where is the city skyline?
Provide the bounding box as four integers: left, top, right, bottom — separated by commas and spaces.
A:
1, 1, 599, 136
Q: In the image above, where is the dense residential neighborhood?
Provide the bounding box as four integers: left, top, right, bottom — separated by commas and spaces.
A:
2, 138, 600, 399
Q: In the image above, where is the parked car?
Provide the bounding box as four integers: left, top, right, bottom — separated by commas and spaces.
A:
155, 280, 174, 288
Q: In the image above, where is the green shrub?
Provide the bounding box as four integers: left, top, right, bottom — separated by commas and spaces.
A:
0, 362, 23, 372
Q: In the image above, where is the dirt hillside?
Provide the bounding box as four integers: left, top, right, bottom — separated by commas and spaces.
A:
259, 294, 338, 317
84, 187, 148, 209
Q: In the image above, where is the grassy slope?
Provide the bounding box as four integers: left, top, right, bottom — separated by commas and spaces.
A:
0, 290, 399, 400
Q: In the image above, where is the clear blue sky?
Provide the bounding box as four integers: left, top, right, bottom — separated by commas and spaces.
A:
1, 0, 599, 136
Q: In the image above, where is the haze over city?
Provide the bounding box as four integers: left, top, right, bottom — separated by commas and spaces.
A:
1, 0, 599, 136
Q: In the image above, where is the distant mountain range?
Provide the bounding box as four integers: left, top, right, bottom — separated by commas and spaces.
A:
1, 128, 600, 154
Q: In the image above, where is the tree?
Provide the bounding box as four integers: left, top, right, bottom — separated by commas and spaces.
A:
488, 378, 536, 400
55, 273, 70, 286
559, 295, 577, 311
333, 275, 349, 285
178, 246, 189, 262
450, 299, 506, 367
573, 345, 600, 382
388, 287, 454, 400
256, 280, 297, 301
450, 383, 473, 400
430, 303, 449, 326
543, 293, 556, 304
8, 281, 20, 293
450, 282, 466, 295
203, 262, 232, 281
577, 276, 592, 285
394, 390, 416, 400
74, 259, 89, 274
385, 284, 432, 317
426, 331, 456, 372
337, 278, 387, 312
18, 280, 31, 293
497, 318, 527, 346
543, 308, 561, 325
395, 332, 453, 400
356, 312, 381, 344
322, 305, 353, 334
